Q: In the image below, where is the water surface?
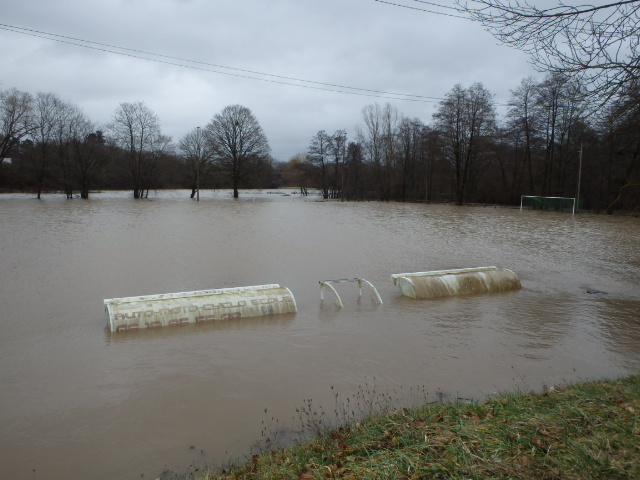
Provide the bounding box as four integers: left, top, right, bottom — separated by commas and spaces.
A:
1, 190, 638, 479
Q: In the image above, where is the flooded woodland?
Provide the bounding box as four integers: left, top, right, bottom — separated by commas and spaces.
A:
1, 190, 639, 480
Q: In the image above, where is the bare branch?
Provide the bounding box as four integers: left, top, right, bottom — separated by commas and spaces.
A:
459, 1, 640, 104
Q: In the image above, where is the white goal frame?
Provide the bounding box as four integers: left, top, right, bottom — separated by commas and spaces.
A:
520, 196, 576, 215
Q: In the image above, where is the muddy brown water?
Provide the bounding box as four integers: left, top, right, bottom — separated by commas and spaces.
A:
1, 190, 638, 479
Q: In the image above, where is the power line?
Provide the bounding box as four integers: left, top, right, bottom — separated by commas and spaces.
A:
371, 0, 468, 19
0, 21, 517, 108
411, 0, 462, 12
0, 23, 447, 104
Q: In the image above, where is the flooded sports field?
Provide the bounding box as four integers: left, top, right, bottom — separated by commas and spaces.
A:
1, 190, 638, 479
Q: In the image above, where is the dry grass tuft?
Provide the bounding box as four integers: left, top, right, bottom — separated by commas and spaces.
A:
196, 374, 640, 480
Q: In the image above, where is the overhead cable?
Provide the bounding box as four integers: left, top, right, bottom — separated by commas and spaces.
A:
0, 23, 445, 103
371, 0, 468, 18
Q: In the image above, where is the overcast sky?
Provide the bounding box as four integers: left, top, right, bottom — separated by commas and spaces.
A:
1, 0, 538, 162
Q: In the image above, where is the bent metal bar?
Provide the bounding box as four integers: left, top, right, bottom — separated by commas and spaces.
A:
104, 284, 297, 332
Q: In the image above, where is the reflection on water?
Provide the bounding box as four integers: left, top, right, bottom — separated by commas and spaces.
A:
0, 190, 639, 480
104, 312, 297, 344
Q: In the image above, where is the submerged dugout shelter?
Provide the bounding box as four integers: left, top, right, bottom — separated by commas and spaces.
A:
105, 284, 297, 332
391, 267, 521, 299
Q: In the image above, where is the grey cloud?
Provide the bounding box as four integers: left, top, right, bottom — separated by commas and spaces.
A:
1, 0, 535, 161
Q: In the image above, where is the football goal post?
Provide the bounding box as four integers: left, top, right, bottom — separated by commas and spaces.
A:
520, 196, 576, 215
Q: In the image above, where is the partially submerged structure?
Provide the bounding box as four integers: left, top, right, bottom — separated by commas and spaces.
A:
105, 267, 522, 332
391, 267, 521, 299
104, 284, 297, 332
319, 278, 383, 308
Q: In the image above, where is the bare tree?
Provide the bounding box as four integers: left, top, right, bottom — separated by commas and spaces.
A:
599, 83, 640, 212
204, 105, 270, 198
507, 76, 542, 194
397, 117, 424, 202
51, 99, 92, 198
434, 83, 496, 204
108, 102, 171, 198
459, 0, 640, 104
420, 126, 443, 203
357, 103, 387, 200
179, 126, 215, 200
308, 130, 332, 199
30, 92, 65, 199
343, 141, 365, 200
71, 129, 110, 199
380, 104, 400, 201
534, 73, 588, 196
329, 129, 347, 199
0, 88, 33, 167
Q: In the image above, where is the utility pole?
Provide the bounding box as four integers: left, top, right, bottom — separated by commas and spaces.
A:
576, 142, 583, 213
196, 126, 201, 201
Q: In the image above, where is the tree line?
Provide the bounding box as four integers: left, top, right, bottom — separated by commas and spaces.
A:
289, 73, 639, 213
0, 93, 275, 199
1, 73, 638, 212
2, 1, 638, 212
287, 0, 640, 213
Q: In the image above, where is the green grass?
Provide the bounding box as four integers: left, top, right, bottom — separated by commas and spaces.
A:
197, 374, 640, 480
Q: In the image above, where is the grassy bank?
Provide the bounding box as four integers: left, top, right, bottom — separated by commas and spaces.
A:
197, 374, 639, 480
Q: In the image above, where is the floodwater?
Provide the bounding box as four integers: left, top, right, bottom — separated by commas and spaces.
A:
0, 190, 638, 480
